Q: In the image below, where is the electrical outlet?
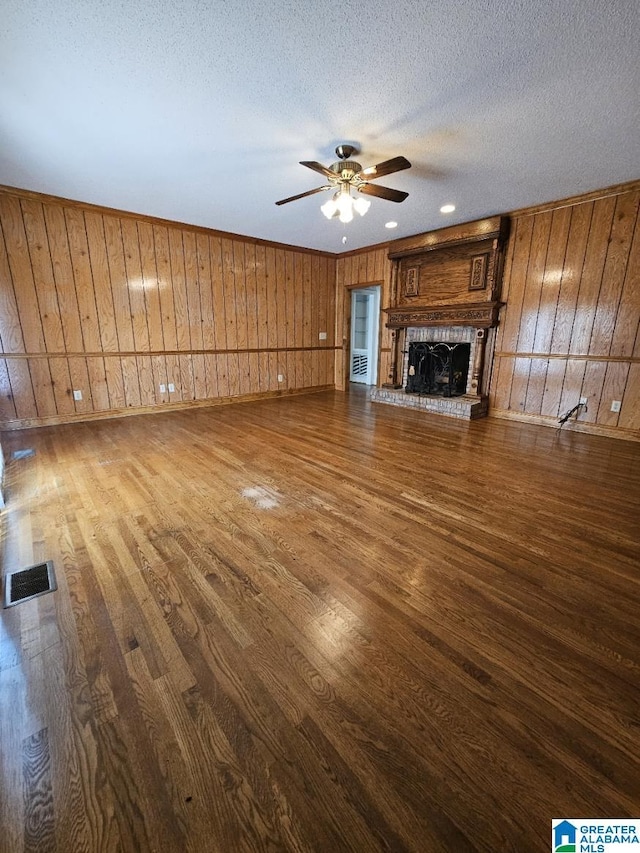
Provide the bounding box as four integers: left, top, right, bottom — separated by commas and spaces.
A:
168, 382, 175, 393
277, 374, 284, 382
579, 397, 587, 405
73, 389, 82, 401
611, 400, 621, 413
159, 383, 166, 393
319, 331, 327, 340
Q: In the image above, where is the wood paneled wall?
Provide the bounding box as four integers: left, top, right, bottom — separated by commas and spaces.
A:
490, 183, 640, 439
335, 247, 393, 390
0, 188, 337, 428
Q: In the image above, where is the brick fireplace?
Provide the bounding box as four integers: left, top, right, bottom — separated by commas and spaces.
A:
371, 216, 509, 420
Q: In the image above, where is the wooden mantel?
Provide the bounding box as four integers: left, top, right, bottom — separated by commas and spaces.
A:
384, 301, 502, 329
385, 215, 510, 320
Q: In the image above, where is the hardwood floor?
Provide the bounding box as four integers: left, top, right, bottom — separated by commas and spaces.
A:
1, 390, 639, 853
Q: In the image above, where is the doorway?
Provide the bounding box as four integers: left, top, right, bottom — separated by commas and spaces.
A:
349, 286, 380, 385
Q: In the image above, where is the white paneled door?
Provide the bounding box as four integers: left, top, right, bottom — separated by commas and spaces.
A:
350, 287, 380, 385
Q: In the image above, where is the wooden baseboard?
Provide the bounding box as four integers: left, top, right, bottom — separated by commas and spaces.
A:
489, 408, 640, 442
0, 385, 335, 432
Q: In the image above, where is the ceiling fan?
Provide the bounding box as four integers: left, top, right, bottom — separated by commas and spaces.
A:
275, 145, 411, 223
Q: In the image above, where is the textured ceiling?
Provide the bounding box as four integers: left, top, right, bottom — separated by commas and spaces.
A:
1, 0, 639, 253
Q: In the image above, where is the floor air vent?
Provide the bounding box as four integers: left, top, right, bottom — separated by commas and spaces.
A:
3, 560, 57, 608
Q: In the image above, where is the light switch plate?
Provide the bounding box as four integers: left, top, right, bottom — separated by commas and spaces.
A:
159, 384, 166, 393
319, 331, 327, 340
168, 383, 175, 392
73, 389, 82, 401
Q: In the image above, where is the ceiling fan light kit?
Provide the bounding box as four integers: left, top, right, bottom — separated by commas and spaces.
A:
320, 185, 371, 223
276, 145, 411, 223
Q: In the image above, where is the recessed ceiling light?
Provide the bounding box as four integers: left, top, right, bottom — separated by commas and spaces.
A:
385, 221, 398, 229
440, 204, 456, 214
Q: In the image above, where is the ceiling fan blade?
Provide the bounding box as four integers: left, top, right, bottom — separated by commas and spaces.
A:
299, 161, 336, 179
359, 183, 409, 203
357, 156, 411, 180
275, 186, 331, 206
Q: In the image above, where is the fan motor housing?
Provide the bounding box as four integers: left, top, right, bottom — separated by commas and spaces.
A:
330, 160, 361, 178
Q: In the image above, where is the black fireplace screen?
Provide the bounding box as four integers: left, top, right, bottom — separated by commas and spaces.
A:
405, 341, 471, 397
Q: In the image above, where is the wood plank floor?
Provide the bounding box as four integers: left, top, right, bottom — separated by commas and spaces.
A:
1, 389, 639, 853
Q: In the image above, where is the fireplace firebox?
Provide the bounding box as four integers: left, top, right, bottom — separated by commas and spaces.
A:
405, 341, 470, 397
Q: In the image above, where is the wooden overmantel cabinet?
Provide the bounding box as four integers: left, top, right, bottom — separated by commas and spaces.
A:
383, 215, 510, 390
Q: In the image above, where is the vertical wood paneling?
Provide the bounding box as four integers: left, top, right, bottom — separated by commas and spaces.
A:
103, 215, 135, 352
165, 354, 183, 403
65, 208, 103, 352
87, 357, 111, 411
589, 191, 640, 356
248, 352, 260, 393
568, 197, 616, 354
499, 217, 535, 353
540, 360, 567, 418
293, 254, 303, 387
549, 203, 593, 354
29, 359, 57, 416
1, 196, 47, 353
222, 238, 239, 397
102, 357, 126, 409
580, 361, 607, 423
610, 212, 640, 358
137, 222, 164, 352
21, 200, 66, 353
121, 218, 150, 353
556, 359, 587, 421
532, 207, 571, 353
0, 220, 26, 353
6, 359, 37, 419
232, 241, 247, 351
245, 243, 258, 349
0, 187, 336, 428
154, 226, 178, 352
137, 355, 156, 407
515, 212, 553, 354
523, 358, 548, 414
183, 231, 203, 352
256, 245, 269, 353
192, 353, 208, 399
490, 185, 640, 438
255, 351, 268, 392
48, 357, 75, 416
67, 357, 93, 414
196, 232, 215, 351
596, 362, 630, 427
302, 255, 312, 388
121, 357, 142, 407
179, 355, 195, 401
508, 357, 532, 412
619, 364, 640, 429
209, 235, 228, 398
168, 229, 190, 352
265, 246, 277, 350
0, 358, 18, 420
490, 357, 515, 411
275, 250, 287, 386
85, 212, 119, 352
310, 255, 320, 387
42, 205, 84, 352
204, 353, 218, 398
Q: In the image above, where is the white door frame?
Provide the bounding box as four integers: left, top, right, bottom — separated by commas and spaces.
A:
349, 286, 380, 385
